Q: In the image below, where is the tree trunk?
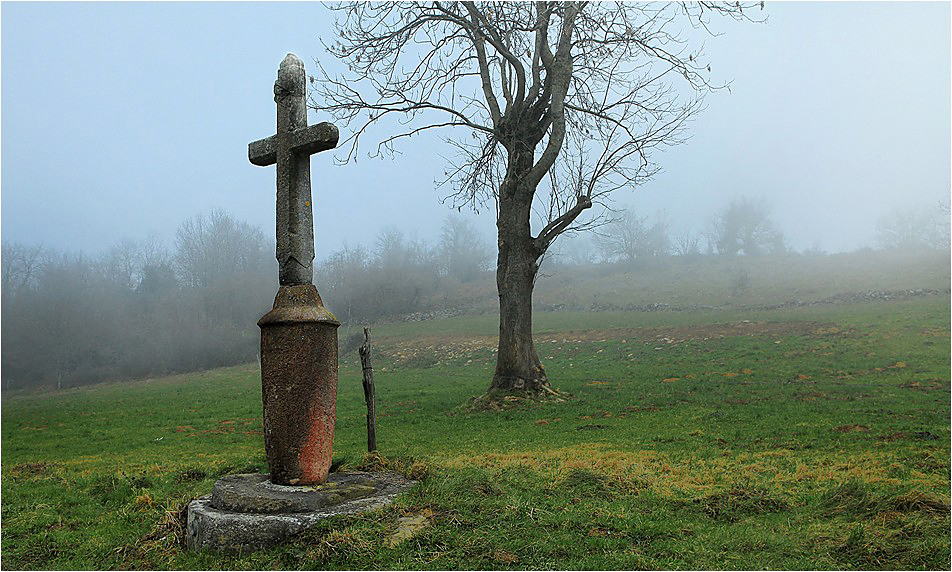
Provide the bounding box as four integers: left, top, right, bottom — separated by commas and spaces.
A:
488, 151, 553, 396
489, 241, 549, 395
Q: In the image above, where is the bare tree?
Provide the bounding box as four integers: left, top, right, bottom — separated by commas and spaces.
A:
875, 203, 951, 251
708, 196, 785, 256
673, 229, 702, 257
319, 243, 370, 324
439, 215, 493, 282
547, 233, 597, 267
371, 227, 439, 316
1, 242, 44, 296
101, 237, 141, 291
174, 209, 271, 289
314, 1, 757, 397
596, 210, 669, 264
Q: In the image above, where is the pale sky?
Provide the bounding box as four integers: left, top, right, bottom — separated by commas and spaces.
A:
2, 1, 950, 258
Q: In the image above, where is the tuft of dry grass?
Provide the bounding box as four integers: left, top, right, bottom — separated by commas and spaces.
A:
440, 443, 949, 500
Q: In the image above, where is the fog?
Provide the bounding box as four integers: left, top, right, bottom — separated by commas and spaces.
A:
1, 2, 949, 258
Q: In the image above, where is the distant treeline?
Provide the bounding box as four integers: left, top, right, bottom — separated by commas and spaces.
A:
2, 211, 274, 390
1, 211, 493, 391
2, 198, 947, 391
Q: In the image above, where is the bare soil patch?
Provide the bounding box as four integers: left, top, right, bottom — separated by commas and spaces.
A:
379, 321, 834, 367
833, 425, 871, 433
8, 462, 57, 478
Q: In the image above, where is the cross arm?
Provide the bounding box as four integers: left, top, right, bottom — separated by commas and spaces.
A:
249, 122, 340, 166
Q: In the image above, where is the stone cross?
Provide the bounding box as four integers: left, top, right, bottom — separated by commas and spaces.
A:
249, 53, 338, 285
249, 54, 341, 486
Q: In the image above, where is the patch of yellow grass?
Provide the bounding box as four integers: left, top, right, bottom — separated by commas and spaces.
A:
387, 508, 434, 547
135, 493, 156, 510
438, 444, 949, 498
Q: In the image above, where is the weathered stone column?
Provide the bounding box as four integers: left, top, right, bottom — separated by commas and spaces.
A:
258, 285, 339, 485
248, 54, 340, 485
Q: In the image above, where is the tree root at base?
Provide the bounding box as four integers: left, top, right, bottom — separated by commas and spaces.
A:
462, 385, 570, 412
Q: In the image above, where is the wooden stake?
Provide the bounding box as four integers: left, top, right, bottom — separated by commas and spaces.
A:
358, 327, 377, 452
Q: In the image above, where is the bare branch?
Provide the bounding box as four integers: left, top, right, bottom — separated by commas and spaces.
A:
313, 1, 758, 255
467, 21, 504, 126
463, 1, 527, 104
526, 1, 580, 189
534, 194, 593, 251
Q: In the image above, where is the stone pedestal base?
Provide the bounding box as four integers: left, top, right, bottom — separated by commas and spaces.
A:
258, 284, 340, 485
187, 471, 416, 552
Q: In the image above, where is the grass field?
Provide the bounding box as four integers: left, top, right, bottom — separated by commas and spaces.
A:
2, 255, 950, 569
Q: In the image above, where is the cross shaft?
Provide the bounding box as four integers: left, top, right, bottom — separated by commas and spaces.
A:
248, 53, 338, 286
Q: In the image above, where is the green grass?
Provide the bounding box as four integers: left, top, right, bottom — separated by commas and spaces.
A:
3, 294, 950, 569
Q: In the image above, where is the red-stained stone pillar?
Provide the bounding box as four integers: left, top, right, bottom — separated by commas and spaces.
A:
258, 285, 339, 485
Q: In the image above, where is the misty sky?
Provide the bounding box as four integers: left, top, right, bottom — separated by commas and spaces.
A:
2, 1, 949, 259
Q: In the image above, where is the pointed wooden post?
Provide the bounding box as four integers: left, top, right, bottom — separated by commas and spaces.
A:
358, 328, 377, 453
